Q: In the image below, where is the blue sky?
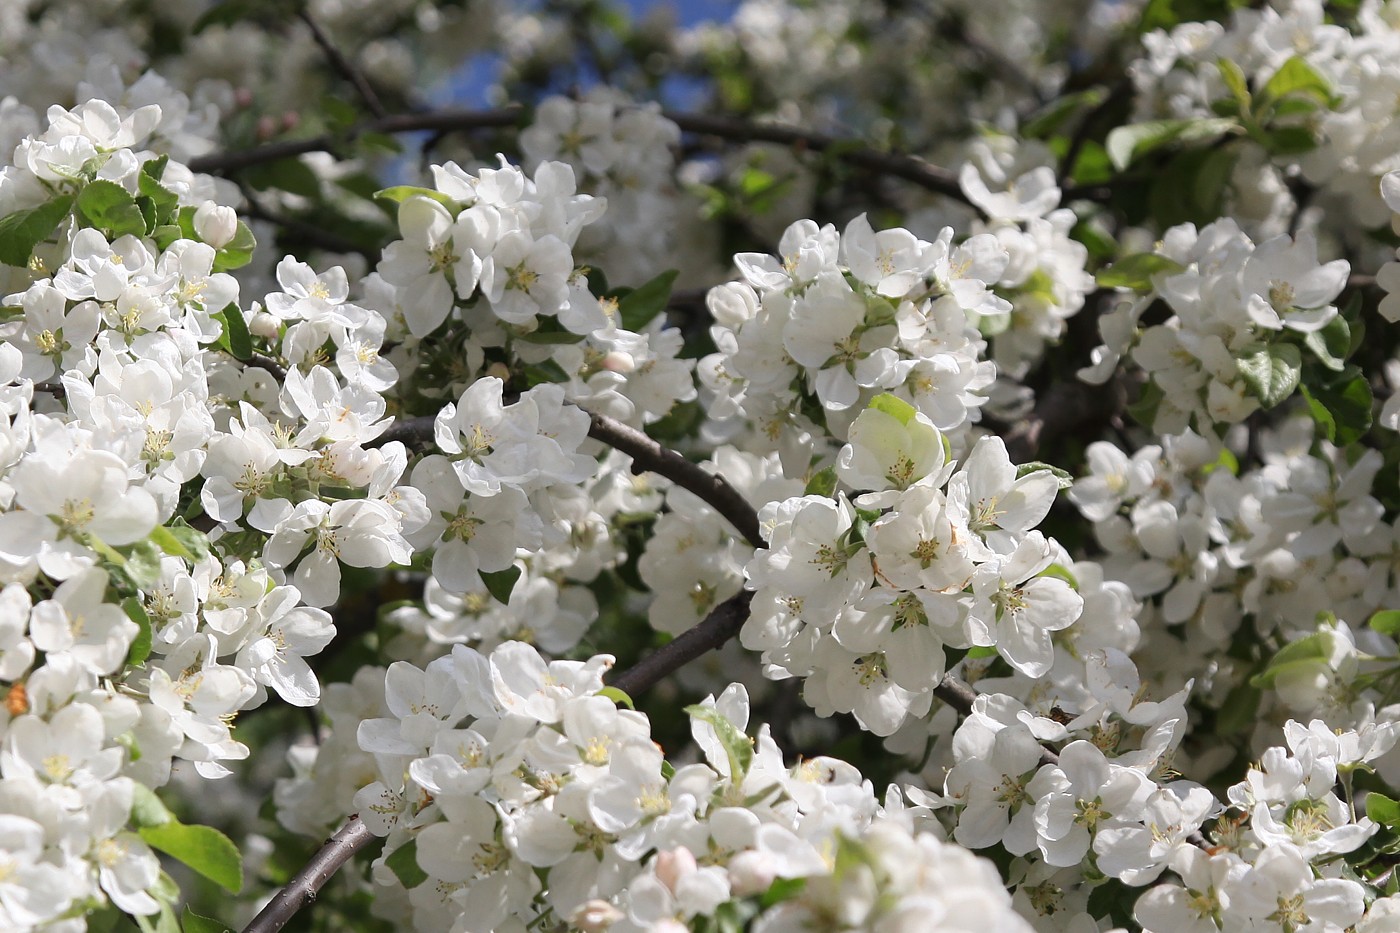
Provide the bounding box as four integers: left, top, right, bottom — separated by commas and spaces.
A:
442, 0, 742, 107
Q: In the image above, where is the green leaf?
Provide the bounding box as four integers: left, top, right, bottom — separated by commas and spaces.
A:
243, 158, 322, 199
759, 876, 807, 909
386, 840, 429, 889
617, 269, 679, 332
0, 194, 74, 267
77, 180, 149, 238
1095, 253, 1185, 290
1370, 610, 1400, 637
1236, 342, 1301, 408
130, 783, 174, 828
148, 526, 196, 562
479, 566, 521, 605
162, 522, 212, 562
804, 466, 837, 498
868, 393, 918, 426
139, 821, 243, 893
1368, 793, 1400, 828
182, 907, 233, 933
1217, 58, 1252, 114
685, 704, 754, 781
1250, 632, 1329, 688
1015, 462, 1074, 490
1104, 117, 1236, 171
515, 326, 586, 345
521, 359, 570, 387
1021, 88, 1108, 140
1259, 55, 1332, 110
596, 686, 635, 709
1038, 563, 1079, 589
212, 222, 256, 272
1216, 681, 1261, 735
373, 186, 457, 209
220, 302, 253, 361
1303, 315, 1350, 371
123, 597, 153, 668
1301, 373, 1372, 446
122, 539, 164, 590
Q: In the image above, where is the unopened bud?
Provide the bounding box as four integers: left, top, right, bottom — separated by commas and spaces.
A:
654, 847, 697, 894
249, 311, 281, 340
569, 899, 623, 932
600, 350, 635, 374
726, 850, 777, 897
193, 203, 238, 248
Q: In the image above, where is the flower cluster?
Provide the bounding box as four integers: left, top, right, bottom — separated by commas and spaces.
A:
343, 640, 1030, 933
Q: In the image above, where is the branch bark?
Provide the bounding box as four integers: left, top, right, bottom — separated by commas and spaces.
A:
372, 409, 766, 549
298, 11, 386, 119
242, 816, 375, 933
188, 106, 977, 209
610, 591, 754, 696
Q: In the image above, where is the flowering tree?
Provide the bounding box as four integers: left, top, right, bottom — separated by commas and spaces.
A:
12, 0, 1400, 930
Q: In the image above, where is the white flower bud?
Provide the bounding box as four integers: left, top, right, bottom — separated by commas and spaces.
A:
569, 899, 623, 932
726, 850, 777, 897
249, 311, 281, 340
194, 203, 238, 248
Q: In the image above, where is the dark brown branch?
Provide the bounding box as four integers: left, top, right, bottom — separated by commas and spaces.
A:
370, 410, 766, 549
298, 11, 386, 119
584, 411, 765, 548
189, 106, 978, 210
188, 108, 523, 175
242, 816, 375, 933
246, 353, 289, 382
663, 112, 974, 210
610, 591, 754, 696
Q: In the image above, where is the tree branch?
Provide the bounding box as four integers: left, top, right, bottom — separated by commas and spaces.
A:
241, 816, 375, 933
610, 591, 754, 696
663, 111, 975, 210
583, 411, 765, 548
371, 409, 766, 549
298, 11, 386, 119
188, 105, 977, 210
188, 108, 523, 175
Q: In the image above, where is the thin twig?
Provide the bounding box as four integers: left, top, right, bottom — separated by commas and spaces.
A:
188, 106, 980, 210
188, 108, 523, 175
241, 816, 375, 933
664, 111, 975, 210
370, 409, 766, 549
298, 11, 386, 119
584, 411, 765, 548
611, 591, 753, 696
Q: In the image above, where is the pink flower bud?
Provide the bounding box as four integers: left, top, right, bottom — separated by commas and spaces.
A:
654, 847, 697, 893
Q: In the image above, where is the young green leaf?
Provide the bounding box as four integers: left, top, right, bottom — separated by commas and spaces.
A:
386, 840, 429, 889
618, 269, 679, 331
139, 821, 244, 893
1237, 342, 1302, 408
479, 566, 522, 605
1095, 253, 1185, 290
220, 302, 253, 361
0, 194, 74, 268
123, 597, 153, 668
685, 704, 754, 781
